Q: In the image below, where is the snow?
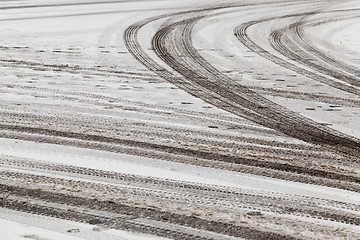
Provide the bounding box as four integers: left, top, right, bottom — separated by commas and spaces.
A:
1, 137, 360, 205
0, 208, 169, 240
1, 0, 359, 239
192, 2, 360, 139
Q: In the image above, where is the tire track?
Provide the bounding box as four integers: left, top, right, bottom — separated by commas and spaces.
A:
269, 11, 360, 88
148, 7, 360, 157
1, 124, 359, 192
248, 86, 360, 108
293, 15, 360, 77
2, 156, 359, 212
2, 107, 355, 177
235, 12, 360, 95
1, 169, 360, 239
1, 178, 305, 240
2, 0, 360, 239
0, 0, 151, 11
0, 83, 267, 130
0, 110, 330, 155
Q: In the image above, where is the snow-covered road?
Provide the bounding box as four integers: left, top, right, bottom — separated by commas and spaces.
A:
1, 0, 359, 239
